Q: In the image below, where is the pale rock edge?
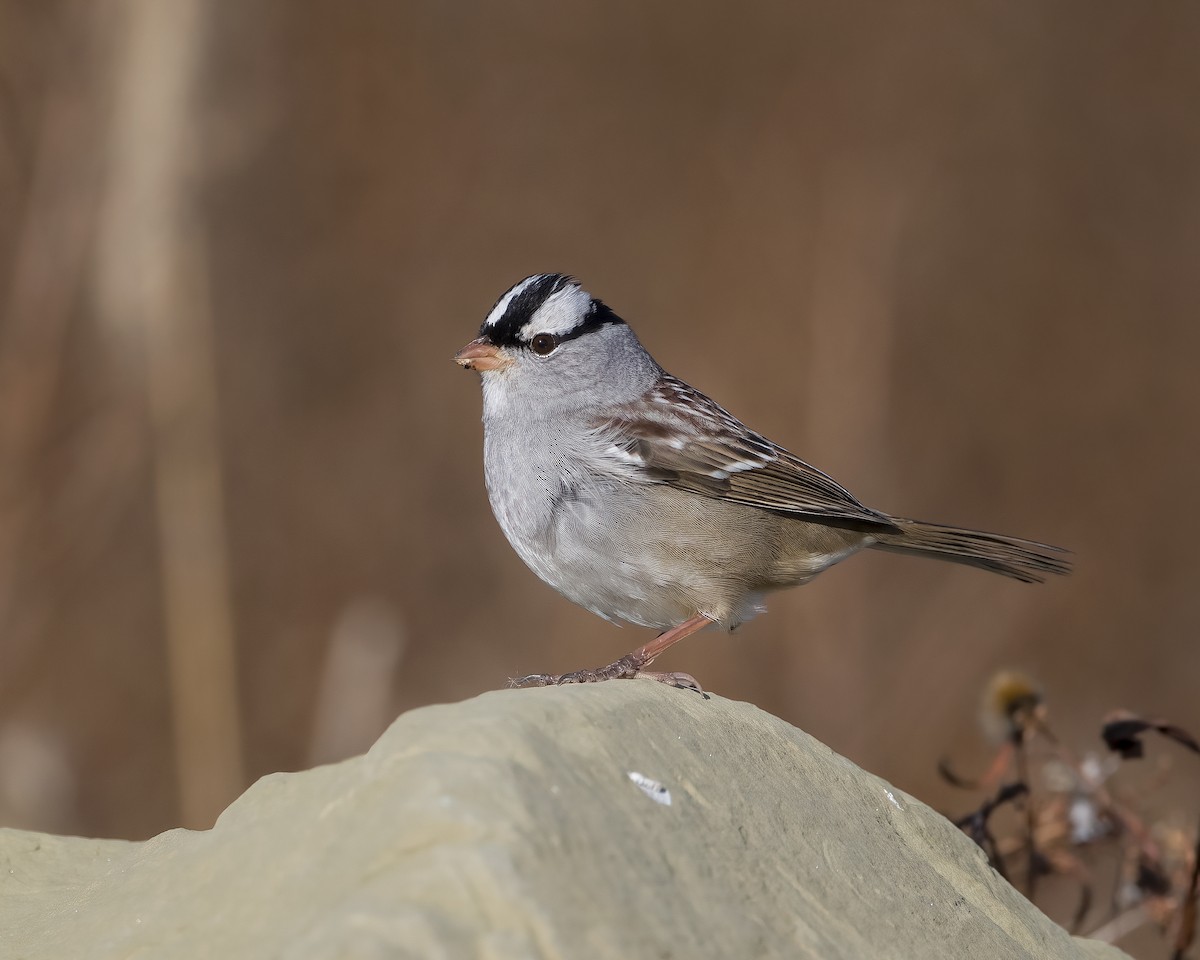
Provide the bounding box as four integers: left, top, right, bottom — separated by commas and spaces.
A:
0, 683, 1129, 960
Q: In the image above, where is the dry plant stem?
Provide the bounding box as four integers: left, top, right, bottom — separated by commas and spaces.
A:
1098, 714, 1200, 958
1037, 728, 1164, 865
978, 740, 1016, 792
1087, 904, 1152, 946
1043, 846, 1094, 933
96, 0, 245, 828
1173, 814, 1200, 960
1014, 736, 1040, 900
0, 1, 103, 659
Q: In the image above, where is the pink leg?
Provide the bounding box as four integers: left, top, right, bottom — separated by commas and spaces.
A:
512, 613, 715, 694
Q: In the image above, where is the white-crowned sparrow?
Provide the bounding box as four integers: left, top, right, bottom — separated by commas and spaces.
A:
456, 274, 1070, 692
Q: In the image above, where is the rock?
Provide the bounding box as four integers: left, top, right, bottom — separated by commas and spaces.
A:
0, 683, 1127, 959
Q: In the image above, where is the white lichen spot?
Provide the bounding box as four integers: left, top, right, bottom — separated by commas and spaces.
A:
885, 789, 903, 810
628, 771, 671, 806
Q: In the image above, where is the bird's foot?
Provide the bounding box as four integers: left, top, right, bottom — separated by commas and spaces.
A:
511, 653, 641, 687
511, 655, 706, 697
635, 670, 707, 697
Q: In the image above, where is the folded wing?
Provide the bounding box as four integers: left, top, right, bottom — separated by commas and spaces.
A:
591, 375, 900, 532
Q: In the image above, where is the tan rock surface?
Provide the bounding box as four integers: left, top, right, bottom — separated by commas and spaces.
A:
0, 683, 1127, 959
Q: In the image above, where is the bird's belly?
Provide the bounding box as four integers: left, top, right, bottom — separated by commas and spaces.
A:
546, 524, 705, 630
488, 476, 774, 630
496, 497, 693, 627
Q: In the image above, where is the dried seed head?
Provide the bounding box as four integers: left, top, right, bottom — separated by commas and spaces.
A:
981, 670, 1044, 744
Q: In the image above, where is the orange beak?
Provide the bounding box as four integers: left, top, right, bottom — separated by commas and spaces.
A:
454, 336, 512, 372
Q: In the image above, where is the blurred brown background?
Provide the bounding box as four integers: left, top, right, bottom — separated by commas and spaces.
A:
1, 0, 1198, 883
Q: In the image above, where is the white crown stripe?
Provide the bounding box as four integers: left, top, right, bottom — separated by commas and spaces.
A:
516, 282, 595, 341
482, 274, 548, 330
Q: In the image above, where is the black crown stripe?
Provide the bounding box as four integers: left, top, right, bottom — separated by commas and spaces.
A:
482, 274, 625, 349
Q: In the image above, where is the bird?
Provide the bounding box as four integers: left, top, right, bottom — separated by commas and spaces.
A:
455, 273, 1070, 692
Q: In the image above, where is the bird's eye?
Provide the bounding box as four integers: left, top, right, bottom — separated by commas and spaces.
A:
530, 333, 558, 356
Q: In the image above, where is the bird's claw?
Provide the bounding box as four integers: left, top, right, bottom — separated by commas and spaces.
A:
636, 670, 708, 698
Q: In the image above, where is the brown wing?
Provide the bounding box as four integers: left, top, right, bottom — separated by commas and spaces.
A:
593, 375, 899, 532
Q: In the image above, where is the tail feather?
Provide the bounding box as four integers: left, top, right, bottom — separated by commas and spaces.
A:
868, 518, 1071, 583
